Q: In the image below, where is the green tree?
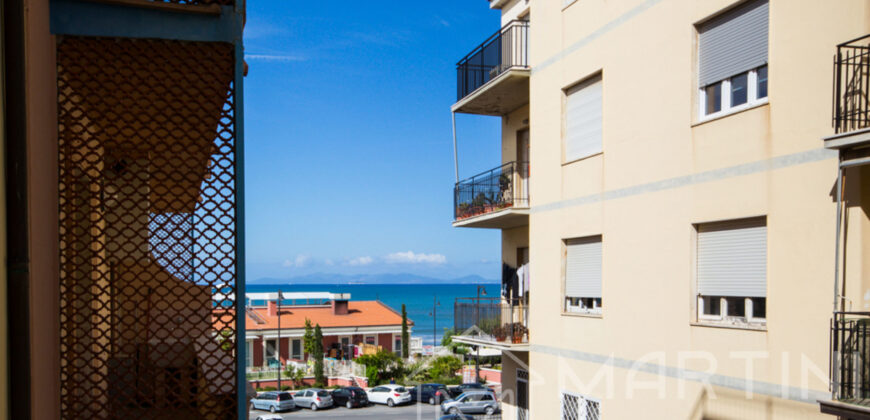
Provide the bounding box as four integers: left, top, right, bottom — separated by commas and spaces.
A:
428, 355, 463, 380
303, 318, 315, 359
357, 350, 403, 385
441, 327, 470, 355
313, 324, 325, 387
401, 304, 410, 358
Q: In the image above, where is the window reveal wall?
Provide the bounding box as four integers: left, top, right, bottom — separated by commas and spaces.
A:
57, 37, 237, 420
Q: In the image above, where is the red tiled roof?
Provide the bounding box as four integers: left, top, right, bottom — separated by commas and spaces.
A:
215, 301, 413, 331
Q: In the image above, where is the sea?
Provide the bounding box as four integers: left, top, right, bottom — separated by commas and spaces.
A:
246, 283, 501, 346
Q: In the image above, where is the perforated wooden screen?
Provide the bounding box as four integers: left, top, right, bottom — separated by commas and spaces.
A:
57, 36, 238, 420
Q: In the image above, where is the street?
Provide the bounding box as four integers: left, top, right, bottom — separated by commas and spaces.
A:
249, 402, 501, 420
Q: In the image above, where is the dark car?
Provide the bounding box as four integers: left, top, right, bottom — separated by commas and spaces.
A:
409, 383, 450, 405
447, 382, 489, 398
330, 386, 369, 409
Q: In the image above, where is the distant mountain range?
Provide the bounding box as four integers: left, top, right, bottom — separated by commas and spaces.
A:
250, 273, 497, 285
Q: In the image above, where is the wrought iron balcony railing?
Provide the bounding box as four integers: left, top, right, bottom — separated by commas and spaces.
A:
454, 161, 529, 221
456, 20, 529, 101
454, 297, 529, 345
830, 312, 870, 406
834, 34, 870, 134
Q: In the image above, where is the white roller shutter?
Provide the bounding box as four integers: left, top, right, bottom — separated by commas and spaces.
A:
698, 0, 768, 87
565, 76, 602, 162
697, 217, 766, 297
565, 236, 602, 298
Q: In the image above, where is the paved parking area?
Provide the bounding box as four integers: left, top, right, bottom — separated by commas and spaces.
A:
249, 402, 499, 420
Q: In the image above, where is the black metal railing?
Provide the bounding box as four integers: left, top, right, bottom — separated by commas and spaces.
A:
454, 161, 529, 221
834, 34, 870, 133
457, 20, 529, 101
831, 312, 870, 404
454, 297, 529, 344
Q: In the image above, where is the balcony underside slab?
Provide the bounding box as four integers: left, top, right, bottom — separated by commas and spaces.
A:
453, 207, 529, 229
824, 127, 870, 150
452, 335, 529, 352
452, 69, 530, 116
820, 399, 870, 420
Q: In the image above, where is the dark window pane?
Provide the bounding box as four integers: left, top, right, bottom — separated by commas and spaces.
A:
731, 72, 748, 106
702, 296, 721, 315
705, 83, 722, 115
726, 297, 746, 318
752, 297, 766, 318
757, 65, 768, 98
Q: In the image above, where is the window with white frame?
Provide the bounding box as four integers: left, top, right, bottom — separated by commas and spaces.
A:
364, 335, 377, 346
564, 74, 603, 162
696, 217, 767, 325
265, 338, 279, 366
393, 334, 402, 357
562, 392, 601, 420
697, 0, 768, 119
291, 338, 302, 360
564, 236, 603, 314
246, 341, 252, 368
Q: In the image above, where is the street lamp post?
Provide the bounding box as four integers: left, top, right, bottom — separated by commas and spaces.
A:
277, 290, 282, 390
429, 295, 440, 355
475, 285, 487, 383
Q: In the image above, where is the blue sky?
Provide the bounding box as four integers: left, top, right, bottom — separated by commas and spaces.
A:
243, 1, 505, 281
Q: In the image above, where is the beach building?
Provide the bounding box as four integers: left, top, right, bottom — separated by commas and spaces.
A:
232, 292, 412, 387
450, 0, 870, 419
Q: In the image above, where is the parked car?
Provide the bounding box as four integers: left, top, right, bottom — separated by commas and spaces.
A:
330, 386, 369, 408
439, 415, 475, 420
367, 384, 412, 407
441, 390, 499, 416
250, 391, 295, 413
293, 388, 334, 411
254, 415, 284, 420
448, 382, 490, 398
409, 383, 450, 405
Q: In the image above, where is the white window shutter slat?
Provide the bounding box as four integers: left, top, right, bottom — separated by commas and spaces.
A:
697, 218, 767, 297
565, 236, 602, 298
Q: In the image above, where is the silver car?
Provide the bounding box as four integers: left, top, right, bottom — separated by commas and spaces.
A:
294, 388, 334, 411
250, 391, 295, 413
441, 390, 499, 416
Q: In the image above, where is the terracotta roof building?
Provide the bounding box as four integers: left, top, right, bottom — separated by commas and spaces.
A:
225, 292, 413, 369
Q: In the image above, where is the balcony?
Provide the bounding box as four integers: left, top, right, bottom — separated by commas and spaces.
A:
825, 34, 870, 151
453, 161, 529, 229
452, 298, 529, 352
453, 20, 530, 116
820, 312, 870, 419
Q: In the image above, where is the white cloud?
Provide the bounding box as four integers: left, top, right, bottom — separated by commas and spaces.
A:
245, 53, 307, 62
324, 259, 335, 266
347, 256, 373, 266
282, 254, 311, 268
385, 251, 447, 265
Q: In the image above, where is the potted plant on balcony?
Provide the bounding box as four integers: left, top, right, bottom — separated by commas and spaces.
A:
493, 325, 507, 342
511, 323, 528, 344
457, 202, 471, 219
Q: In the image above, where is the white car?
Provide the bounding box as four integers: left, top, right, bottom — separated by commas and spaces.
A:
254, 415, 283, 420
366, 384, 412, 407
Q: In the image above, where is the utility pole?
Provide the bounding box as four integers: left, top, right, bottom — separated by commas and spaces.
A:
475, 285, 486, 383
277, 289, 282, 390
429, 295, 440, 356
433, 294, 437, 353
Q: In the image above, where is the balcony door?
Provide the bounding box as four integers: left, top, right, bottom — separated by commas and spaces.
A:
517, 129, 530, 206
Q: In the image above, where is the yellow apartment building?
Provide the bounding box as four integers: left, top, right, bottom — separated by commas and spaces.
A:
450, 0, 870, 419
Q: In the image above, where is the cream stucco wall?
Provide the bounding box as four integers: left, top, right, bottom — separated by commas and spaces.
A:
497, 0, 531, 25
519, 0, 870, 418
